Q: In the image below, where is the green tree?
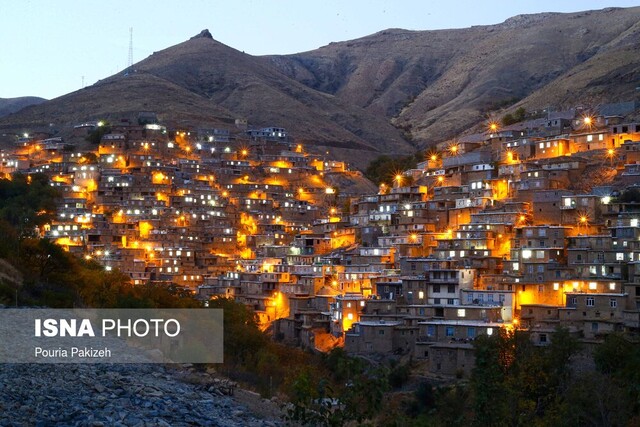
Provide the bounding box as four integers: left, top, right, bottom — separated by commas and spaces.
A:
207, 297, 268, 367
434, 385, 471, 427
471, 327, 581, 426
548, 371, 633, 427
364, 153, 421, 186
593, 333, 640, 422
501, 113, 516, 126
17, 238, 71, 283
388, 360, 411, 389
82, 152, 98, 163
85, 121, 111, 144
502, 107, 527, 126
285, 370, 339, 427
0, 173, 58, 234
471, 330, 512, 426
514, 107, 526, 122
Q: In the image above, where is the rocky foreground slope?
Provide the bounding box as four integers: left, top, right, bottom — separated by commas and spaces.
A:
0, 364, 281, 426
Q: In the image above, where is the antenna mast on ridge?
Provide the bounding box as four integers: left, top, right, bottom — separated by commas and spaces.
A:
126, 27, 134, 74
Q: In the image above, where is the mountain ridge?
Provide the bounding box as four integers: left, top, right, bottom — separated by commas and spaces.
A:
270, 6, 640, 142
2, 6, 640, 167
0, 97, 47, 118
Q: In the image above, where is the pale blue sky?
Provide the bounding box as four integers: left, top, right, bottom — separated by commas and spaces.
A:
2, 0, 638, 99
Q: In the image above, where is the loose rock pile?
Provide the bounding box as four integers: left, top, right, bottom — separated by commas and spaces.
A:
0, 363, 281, 426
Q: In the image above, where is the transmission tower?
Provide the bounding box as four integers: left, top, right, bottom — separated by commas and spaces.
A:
126, 27, 133, 74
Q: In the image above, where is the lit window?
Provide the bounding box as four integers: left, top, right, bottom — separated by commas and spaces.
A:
457, 309, 466, 318
589, 282, 597, 290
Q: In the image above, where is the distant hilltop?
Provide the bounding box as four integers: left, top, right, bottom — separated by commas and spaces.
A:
0, 97, 46, 118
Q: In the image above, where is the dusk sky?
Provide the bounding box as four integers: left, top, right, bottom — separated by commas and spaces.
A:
2, 0, 638, 100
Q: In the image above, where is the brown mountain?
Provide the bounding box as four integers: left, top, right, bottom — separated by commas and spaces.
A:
2, 7, 640, 167
0, 30, 413, 168
0, 97, 46, 118
270, 6, 640, 142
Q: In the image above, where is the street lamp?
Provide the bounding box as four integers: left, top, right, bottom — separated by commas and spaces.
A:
506, 150, 514, 163
583, 115, 595, 130
606, 148, 616, 165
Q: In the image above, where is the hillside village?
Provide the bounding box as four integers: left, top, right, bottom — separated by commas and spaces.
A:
2, 101, 640, 377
